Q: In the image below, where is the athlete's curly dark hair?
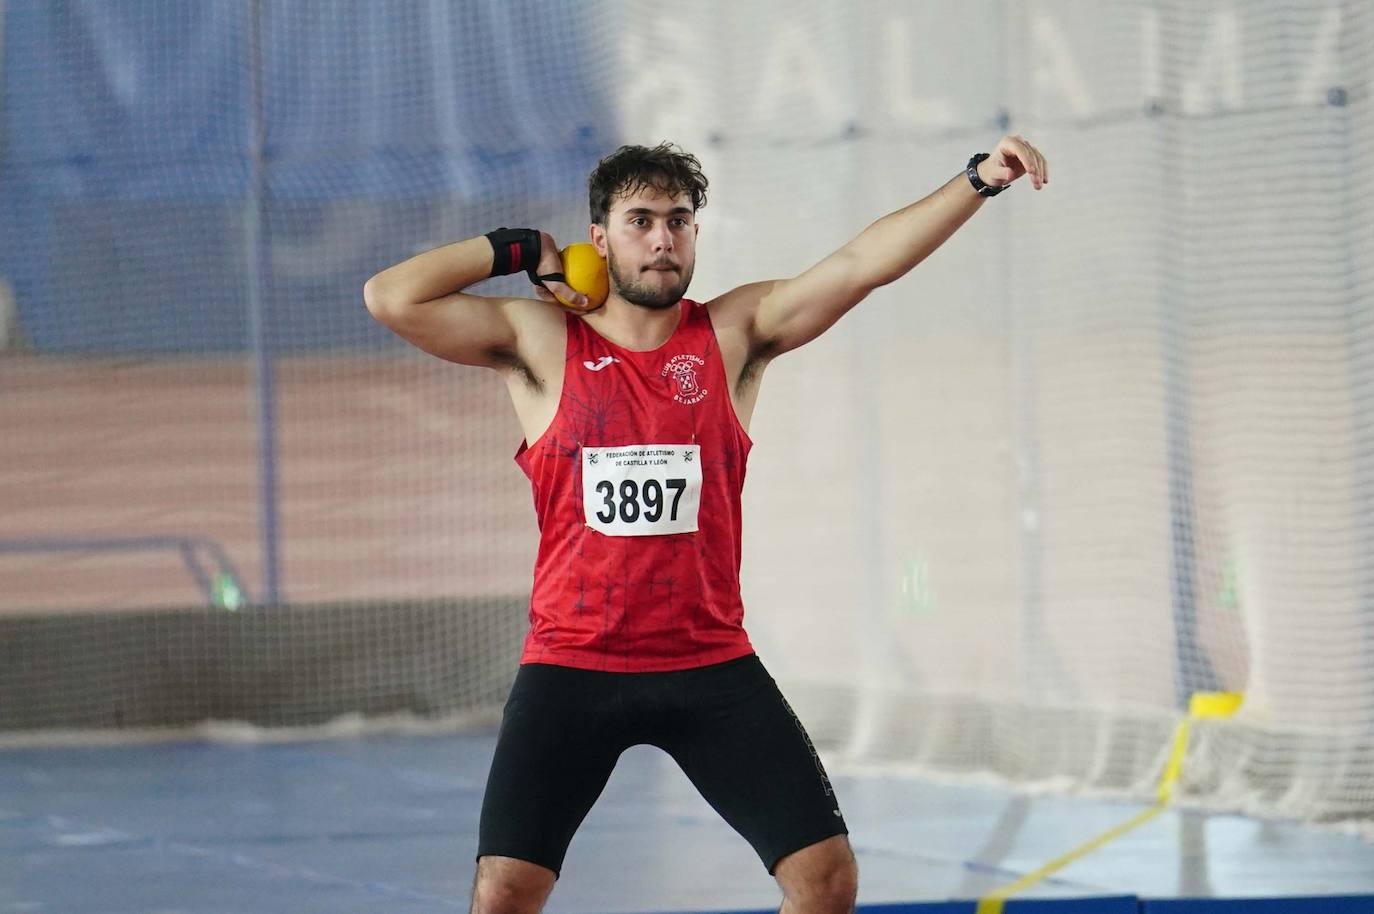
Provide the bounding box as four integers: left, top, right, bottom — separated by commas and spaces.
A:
588, 142, 709, 226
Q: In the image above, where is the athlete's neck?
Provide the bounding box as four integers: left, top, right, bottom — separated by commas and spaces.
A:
580, 295, 682, 352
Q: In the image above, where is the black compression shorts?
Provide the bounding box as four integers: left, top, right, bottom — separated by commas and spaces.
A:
476, 653, 848, 877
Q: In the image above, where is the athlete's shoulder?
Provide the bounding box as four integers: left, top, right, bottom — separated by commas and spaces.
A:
703, 282, 778, 342
504, 294, 569, 332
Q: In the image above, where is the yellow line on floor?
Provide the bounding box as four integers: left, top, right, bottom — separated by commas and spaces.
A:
974, 691, 1243, 914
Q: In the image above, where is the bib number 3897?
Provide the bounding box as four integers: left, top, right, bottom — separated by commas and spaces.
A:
581, 444, 702, 536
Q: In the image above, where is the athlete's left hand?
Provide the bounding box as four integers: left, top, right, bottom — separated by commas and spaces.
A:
978, 135, 1049, 191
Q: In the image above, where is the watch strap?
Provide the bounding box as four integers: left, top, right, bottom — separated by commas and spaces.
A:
966, 153, 1008, 198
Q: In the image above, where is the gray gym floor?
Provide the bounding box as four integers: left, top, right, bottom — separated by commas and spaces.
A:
3, 733, 1373, 913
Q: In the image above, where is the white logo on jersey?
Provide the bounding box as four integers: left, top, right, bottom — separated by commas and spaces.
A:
661, 354, 707, 404
583, 356, 618, 372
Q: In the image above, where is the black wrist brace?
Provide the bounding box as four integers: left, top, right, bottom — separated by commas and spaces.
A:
485, 228, 542, 282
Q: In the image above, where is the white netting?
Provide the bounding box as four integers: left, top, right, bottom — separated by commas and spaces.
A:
618, 0, 1374, 832
2, 0, 1371, 833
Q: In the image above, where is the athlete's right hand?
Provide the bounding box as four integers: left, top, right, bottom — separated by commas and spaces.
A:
531, 232, 595, 313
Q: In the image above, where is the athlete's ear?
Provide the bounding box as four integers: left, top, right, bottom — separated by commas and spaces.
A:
590, 222, 607, 257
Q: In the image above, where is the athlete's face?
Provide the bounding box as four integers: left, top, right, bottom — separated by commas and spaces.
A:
592, 189, 698, 310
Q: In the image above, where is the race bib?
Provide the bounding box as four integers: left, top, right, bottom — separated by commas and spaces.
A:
581, 444, 702, 536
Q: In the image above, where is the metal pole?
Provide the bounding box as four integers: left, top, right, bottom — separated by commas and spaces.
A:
1158, 101, 1218, 705
1332, 83, 1374, 732
246, 0, 281, 606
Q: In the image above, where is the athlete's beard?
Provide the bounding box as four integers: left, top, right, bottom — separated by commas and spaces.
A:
606, 244, 693, 310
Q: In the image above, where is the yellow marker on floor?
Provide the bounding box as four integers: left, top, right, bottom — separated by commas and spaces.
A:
975, 691, 1243, 914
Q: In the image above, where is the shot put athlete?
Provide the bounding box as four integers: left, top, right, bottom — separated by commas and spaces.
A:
364, 136, 1049, 914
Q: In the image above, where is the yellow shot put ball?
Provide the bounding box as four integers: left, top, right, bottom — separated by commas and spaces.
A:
557, 243, 609, 309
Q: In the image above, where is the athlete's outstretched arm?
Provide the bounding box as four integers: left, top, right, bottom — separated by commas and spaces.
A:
714, 135, 1048, 361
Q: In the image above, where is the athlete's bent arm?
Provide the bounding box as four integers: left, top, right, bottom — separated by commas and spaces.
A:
715, 135, 1049, 360
363, 232, 588, 369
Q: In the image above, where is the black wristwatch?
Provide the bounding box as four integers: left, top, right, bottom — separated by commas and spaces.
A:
966, 153, 1008, 197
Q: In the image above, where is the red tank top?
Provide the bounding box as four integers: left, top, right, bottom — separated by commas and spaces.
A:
514, 299, 755, 672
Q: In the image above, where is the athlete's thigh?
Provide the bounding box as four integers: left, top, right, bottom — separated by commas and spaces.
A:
658, 655, 848, 874
477, 663, 628, 877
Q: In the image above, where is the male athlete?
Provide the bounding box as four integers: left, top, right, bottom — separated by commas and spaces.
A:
364, 135, 1049, 914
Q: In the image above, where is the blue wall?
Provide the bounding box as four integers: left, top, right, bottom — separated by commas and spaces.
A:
1, 1, 616, 353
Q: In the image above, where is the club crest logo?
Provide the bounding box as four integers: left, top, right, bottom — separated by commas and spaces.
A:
661, 354, 708, 405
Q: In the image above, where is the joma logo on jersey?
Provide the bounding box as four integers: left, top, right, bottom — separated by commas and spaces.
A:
661, 354, 708, 405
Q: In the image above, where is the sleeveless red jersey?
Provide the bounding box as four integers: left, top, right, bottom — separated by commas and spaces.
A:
513, 299, 755, 672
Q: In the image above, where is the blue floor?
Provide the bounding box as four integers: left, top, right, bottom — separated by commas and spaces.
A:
2, 733, 1372, 913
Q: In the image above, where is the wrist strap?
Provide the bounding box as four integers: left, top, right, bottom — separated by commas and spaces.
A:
485, 227, 542, 282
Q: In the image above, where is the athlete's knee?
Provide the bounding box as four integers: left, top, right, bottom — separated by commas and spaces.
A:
780, 867, 858, 914
470, 856, 556, 914
801, 861, 858, 914
775, 836, 858, 914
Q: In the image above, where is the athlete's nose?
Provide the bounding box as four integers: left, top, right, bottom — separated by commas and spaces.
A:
651, 222, 674, 252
